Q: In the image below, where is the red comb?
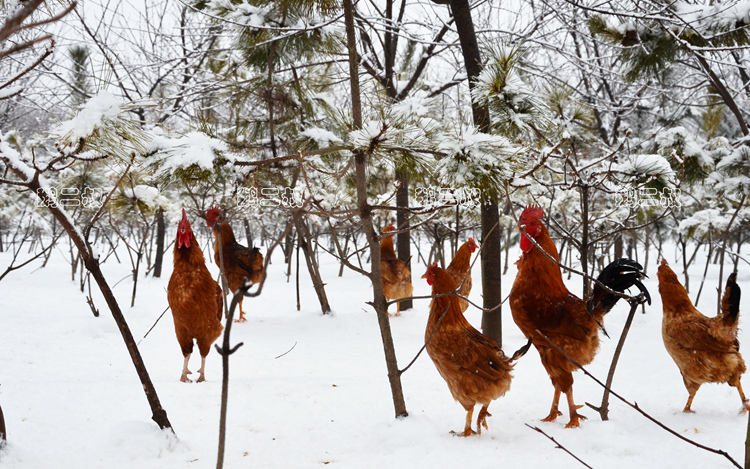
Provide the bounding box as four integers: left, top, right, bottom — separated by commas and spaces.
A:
181, 208, 188, 221
206, 206, 221, 220
520, 204, 544, 220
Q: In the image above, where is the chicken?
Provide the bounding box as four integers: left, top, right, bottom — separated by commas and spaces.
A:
380, 225, 413, 316
445, 237, 478, 312
206, 207, 265, 323
509, 205, 651, 427
657, 260, 749, 413
167, 209, 224, 383
422, 262, 529, 436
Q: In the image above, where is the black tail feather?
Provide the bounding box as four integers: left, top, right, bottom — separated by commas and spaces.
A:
510, 337, 533, 362
589, 258, 651, 314
722, 272, 741, 326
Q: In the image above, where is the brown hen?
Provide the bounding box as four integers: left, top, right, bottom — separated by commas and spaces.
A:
422, 262, 529, 436
167, 209, 224, 382
658, 260, 748, 413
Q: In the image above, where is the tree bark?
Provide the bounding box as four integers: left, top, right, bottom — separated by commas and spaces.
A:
294, 214, 331, 314
448, 0, 502, 344
0, 402, 6, 445
27, 175, 172, 431
345, 0, 408, 418
480, 198, 503, 345
395, 170, 412, 311
152, 208, 165, 278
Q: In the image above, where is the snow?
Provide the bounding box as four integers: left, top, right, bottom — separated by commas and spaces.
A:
1, 235, 749, 469
123, 185, 170, 210
674, 0, 750, 30
149, 132, 231, 175
53, 92, 126, 144
612, 153, 675, 182
679, 208, 729, 236
300, 127, 342, 147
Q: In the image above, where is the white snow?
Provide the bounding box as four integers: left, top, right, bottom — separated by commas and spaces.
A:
149, 132, 231, 174
612, 153, 675, 181
123, 185, 170, 210
0, 234, 748, 469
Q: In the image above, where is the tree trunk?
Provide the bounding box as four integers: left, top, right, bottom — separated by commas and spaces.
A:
29, 178, 172, 431
580, 185, 591, 298
395, 170, 412, 311
480, 198, 503, 345
345, 0, 408, 418
152, 208, 165, 278
294, 214, 331, 314
449, 0, 502, 344
0, 402, 6, 445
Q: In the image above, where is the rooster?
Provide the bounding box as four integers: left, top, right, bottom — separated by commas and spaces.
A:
380, 225, 413, 316
167, 209, 224, 382
445, 237, 478, 312
422, 262, 530, 436
509, 205, 650, 427
657, 260, 749, 413
206, 207, 264, 323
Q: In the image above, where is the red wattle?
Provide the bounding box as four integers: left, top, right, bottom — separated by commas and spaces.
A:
520, 232, 533, 253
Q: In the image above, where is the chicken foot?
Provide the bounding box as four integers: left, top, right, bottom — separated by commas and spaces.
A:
476, 404, 492, 434
180, 355, 193, 383
196, 355, 207, 383
732, 378, 750, 414
564, 389, 587, 428
541, 388, 563, 422
451, 407, 478, 437
235, 300, 248, 323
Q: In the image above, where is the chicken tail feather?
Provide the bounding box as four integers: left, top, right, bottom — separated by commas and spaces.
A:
588, 258, 651, 316
721, 272, 741, 327
510, 337, 533, 362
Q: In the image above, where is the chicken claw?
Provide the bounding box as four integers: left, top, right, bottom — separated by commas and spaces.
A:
477, 406, 492, 433
541, 409, 562, 422
565, 412, 587, 428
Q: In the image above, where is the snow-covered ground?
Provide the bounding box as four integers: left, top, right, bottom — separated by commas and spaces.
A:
0, 233, 747, 468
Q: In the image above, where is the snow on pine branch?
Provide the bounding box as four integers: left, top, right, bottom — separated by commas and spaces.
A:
673, 0, 750, 32
678, 208, 729, 238
52, 92, 153, 161
435, 126, 521, 190
611, 153, 676, 185
147, 131, 232, 177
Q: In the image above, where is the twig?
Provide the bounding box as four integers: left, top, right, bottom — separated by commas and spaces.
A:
586, 298, 640, 420
275, 342, 297, 359
525, 424, 593, 469
215, 285, 249, 469
537, 333, 742, 469
399, 304, 449, 375
137, 305, 170, 345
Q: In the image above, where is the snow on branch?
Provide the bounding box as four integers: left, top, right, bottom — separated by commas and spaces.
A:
51, 91, 153, 161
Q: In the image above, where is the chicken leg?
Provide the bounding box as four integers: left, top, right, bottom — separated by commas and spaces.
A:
235, 299, 247, 323
564, 388, 587, 428
180, 355, 193, 383
196, 355, 208, 383
541, 388, 563, 422
477, 404, 492, 434
683, 392, 697, 413
451, 406, 477, 437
